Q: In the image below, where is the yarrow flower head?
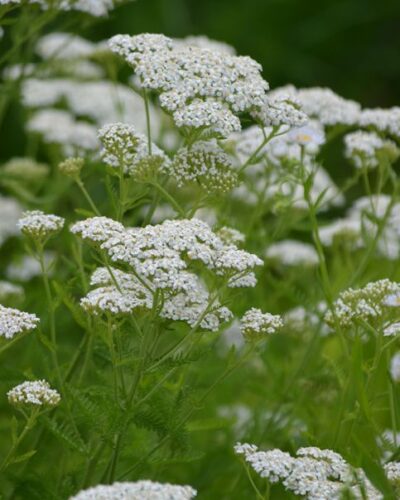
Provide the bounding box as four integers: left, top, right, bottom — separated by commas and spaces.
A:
18, 210, 65, 241
98, 122, 169, 179
58, 157, 84, 178
7, 380, 61, 408
252, 93, 308, 129
170, 141, 238, 194
235, 443, 382, 499
108, 33, 270, 136
0, 304, 39, 340
325, 279, 400, 329
344, 130, 399, 169
0, 0, 132, 17
70, 480, 197, 499
71, 217, 262, 330
265, 240, 319, 267
240, 308, 283, 341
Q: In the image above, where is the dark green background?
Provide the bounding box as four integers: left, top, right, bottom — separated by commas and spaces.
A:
90, 0, 400, 107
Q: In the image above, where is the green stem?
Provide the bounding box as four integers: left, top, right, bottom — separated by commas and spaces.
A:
0, 410, 39, 473
118, 344, 256, 479
75, 178, 101, 216
149, 181, 186, 217
143, 89, 152, 155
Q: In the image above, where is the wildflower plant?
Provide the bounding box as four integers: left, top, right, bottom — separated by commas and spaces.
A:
1, 2, 400, 499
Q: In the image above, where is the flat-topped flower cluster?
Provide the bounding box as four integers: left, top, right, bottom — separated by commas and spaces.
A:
71, 216, 262, 330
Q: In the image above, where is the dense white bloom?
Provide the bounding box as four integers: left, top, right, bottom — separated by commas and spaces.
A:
18, 210, 64, 240
390, 352, 400, 382
170, 140, 237, 193
359, 107, 400, 139
176, 35, 236, 55
0, 305, 39, 339
109, 33, 269, 132
72, 217, 260, 330
266, 240, 319, 267
319, 218, 362, 248
98, 122, 168, 177
384, 462, 400, 485
6, 253, 55, 282
0, 196, 23, 246
294, 86, 361, 127
27, 109, 99, 154
70, 216, 125, 244
325, 279, 400, 328
344, 131, 398, 168
252, 93, 308, 129
172, 99, 241, 138
240, 308, 283, 340
235, 443, 382, 499
23, 79, 160, 136
383, 293, 400, 308
0, 281, 24, 303
70, 480, 197, 500
216, 227, 245, 245
0, 0, 130, 17
81, 268, 152, 315
7, 380, 60, 407
384, 322, 400, 337
36, 32, 98, 60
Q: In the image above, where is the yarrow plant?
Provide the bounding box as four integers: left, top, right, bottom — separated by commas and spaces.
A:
1, 3, 400, 498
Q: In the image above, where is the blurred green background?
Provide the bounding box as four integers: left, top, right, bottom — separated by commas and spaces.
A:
89, 0, 400, 107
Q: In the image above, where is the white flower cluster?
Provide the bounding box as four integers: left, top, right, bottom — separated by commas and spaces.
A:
27, 109, 99, 155
0, 195, 23, 247
175, 35, 236, 55
216, 226, 245, 245
0, 0, 130, 17
319, 218, 363, 249
171, 141, 238, 194
384, 462, 400, 487
35, 32, 101, 60
0, 281, 24, 303
98, 122, 168, 177
108, 33, 270, 137
7, 380, 61, 407
240, 308, 283, 340
18, 210, 64, 240
234, 443, 382, 499
266, 240, 319, 267
173, 99, 241, 138
233, 121, 325, 167
230, 122, 344, 211
344, 131, 399, 169
284, 304, 330, 336
70, 480, 197, 500
252, 93, 308, 129
273, 85, 362, 127
71, 217, 262, 330
0, 304, 39, 339
22, 79, 160, 137
359, 107, 400, 139
81, 267, 152, 315
325, 279, 400, 328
